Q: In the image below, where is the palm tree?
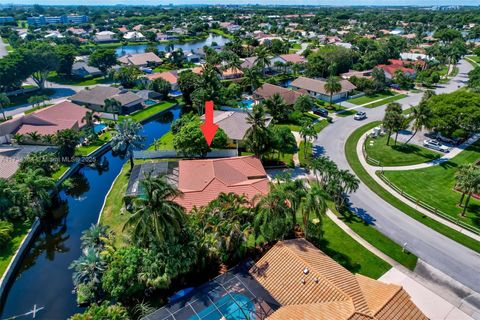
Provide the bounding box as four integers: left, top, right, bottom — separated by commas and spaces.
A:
110, 119, 145, 170
294, 94, 314, 113
241, 68, 261, 93
80, 224, 109, 250
324, 76, 342, 108
104, 98, 121, 122
14, 168, 56, 217
302, 183, 327, 238
27, 131, 41, 143
69, 246, 106, 287
245, 105, 271, 159
124, 173, 186, 246
455, 164, 480, 216
82, 111, 100, 135
405, 102, 432, 144
12, 133, 25, 145
255, 47, 271, 76
0, 93, 10, 121
279, 178, 307, 227
299, 121, 317, 154
264, 93, 288, 122
254, 186, 291, 242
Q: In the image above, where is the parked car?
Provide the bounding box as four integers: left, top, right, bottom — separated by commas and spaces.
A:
423, 139, 449, 153
313, 107, 329, 118
354, 111, 367, 120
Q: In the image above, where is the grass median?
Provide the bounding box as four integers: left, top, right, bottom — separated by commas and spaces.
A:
345, 121, 480, 254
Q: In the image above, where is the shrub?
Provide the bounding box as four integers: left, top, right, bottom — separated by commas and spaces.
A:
0, 220, 13, 247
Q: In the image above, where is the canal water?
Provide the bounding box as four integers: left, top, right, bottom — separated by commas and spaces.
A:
0, 107, 182, 319
116, 34, 230, 56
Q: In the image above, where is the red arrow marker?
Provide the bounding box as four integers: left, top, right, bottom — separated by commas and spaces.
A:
200, 100, 219, 146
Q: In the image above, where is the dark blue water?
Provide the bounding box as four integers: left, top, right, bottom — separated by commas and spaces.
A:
0, 106, 181, 320
116, 34, 229, 56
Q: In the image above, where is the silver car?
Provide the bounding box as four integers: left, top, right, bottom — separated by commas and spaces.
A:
354, 111, 367, 120
423, 139, 449, 153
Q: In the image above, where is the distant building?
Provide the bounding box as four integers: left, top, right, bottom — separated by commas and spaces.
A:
93, 31, 118, 43
254, 83, 302, 106
376, 59, 416, 79
0, 17, 14, 24
70, 86, 144, 114
118, 52, 162, 67
27, 15, 88, 26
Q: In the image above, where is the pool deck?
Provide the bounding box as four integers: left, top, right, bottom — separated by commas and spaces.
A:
143, 260, 280, 320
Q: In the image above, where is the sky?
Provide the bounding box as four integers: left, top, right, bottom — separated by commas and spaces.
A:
0, 0, 478, 6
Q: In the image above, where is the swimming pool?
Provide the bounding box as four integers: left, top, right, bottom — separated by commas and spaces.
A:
188, 293, 255, 320
94, 123, 107, 134
144, 99, 157, 106
239, 99, 255, 110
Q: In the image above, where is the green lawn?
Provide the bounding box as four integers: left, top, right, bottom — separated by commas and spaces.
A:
383, 142, 480, 229
7, 89, 55, 107
363, 94, 408, 109
119, 101, 176, 123
345, 122, 480, 254
99, 163, 132, 247
209, 29, 235, 40
298, 141, 313, 167
75, 130, 113, 156
47, 72, 112, 86
331, 205, 417, 270
348, 91, 395, 106
148, 131, 174, 150
0, 221, 31, 278
320, 214, 391, 279
52, 164, 71, 180
365, 134, 441, 166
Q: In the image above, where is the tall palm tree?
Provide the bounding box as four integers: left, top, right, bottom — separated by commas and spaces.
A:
264, 93, 288, 122
255, 47, 271, 76
0, 93, 10, 121
299, 121, 317, 154
82, 111, 100, 135
324, 76, 342, 108
111, 119, 145, 170
124, 173, 186, 246
405, 102, 432, 144
280, 179, 307, 227
302, 183, 327, 238
69, 246, 106, 287
245, 105, 270, 159
241, 67, 261, 93
104, 98, 121, 122
455, 164, 480, 216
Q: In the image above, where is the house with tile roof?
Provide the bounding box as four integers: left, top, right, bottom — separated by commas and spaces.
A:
175, 156, 269, 212
254, 83, 303, 106
376, 59, 416, 79
69, 86, 144, 113
200, 110, 272, 145
291, 76, 357, 102
0, 101, 89, 141
118, 52, 162, 67
144, 238, 427, 320
141, 71, 179, 91
251, 238, 428, 320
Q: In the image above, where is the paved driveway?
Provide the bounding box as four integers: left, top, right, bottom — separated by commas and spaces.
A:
314, 59, 480, 297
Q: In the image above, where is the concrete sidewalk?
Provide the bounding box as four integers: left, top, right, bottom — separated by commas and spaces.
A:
357, 131, 480, 242
379, 133, 480, 171
327, 209, 479, 319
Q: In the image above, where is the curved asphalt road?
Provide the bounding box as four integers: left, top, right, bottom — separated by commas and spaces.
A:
315, 59, 480, 294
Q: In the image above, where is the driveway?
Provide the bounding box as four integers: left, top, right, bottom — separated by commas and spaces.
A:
314, 59, 480, 299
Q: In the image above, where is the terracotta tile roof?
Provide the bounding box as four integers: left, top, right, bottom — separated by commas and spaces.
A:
175, 156, 269, 211
279, 53, 306, 64
144, 71, 178, 84
254, 83, 302, 105
249, 239, 427, 320
291, 76, 357, 95
15, 101, 89, 135
377, 59, 415, 76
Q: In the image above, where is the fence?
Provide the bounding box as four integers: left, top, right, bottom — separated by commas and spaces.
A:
378, 173, 480, 236
134, 149, 239, 159
361, 139, 382, 166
